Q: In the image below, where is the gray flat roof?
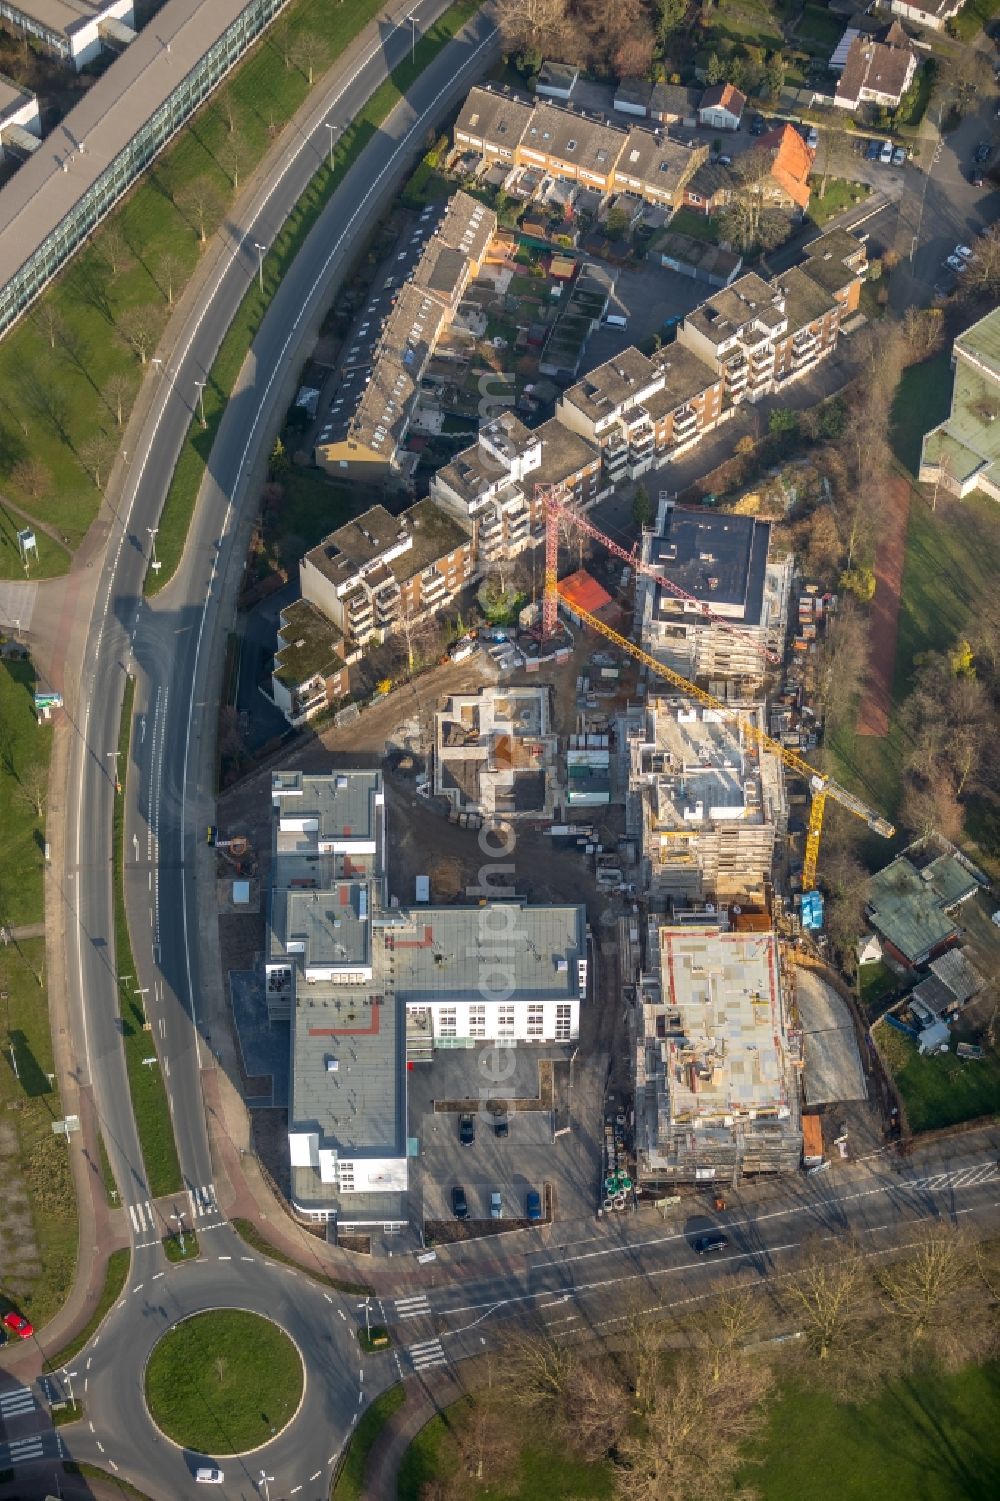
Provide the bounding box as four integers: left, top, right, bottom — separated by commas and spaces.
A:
648, 507, 770, 621
382, 902, 586, 1003
0, 0, 263, 289
0, 74, 35, 118
272, 768, 383, 848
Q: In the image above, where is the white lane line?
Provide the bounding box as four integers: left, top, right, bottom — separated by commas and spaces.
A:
241, 1256, 254, 1263
218, 1255, 232, 1262
310, 1471, 322, 1481
152, 1271, 164, 1280
323, 1293, 332, 1303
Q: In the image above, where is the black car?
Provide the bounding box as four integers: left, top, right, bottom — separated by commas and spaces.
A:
865, 138, 881, 161
452, 1186, 469, 1219
459, 1114, 475, 1146
494, 1116, 509, 1139
693, 1230, 729, 1255
975, 141, 991, 164
749, 114, 765, 136
971, 170, 985, 187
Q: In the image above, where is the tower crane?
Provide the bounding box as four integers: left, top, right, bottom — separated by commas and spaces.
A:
539, 483, 779, 665
554, 587, 893, 892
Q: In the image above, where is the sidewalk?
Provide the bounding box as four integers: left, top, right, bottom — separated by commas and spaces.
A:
363, 1362, 487, 1498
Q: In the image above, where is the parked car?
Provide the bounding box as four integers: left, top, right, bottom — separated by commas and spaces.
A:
2, 1311, 32, 1340
879, 140, 894, 165
975, 141, 991, 163
693, 1230, 730, 1255
195, 1470, 224, 1486
955, 243, 973, 261
865, 138, 881, 161
749, 114, 766, 136
494, 1115, 509, 1139
490, 1192, 503, 1220
970, 170, 985, 187
459, 1114, 475, 1147
526, 1188, 542, 1222
892, 146, 906, 167
945, 254, 966, 273
452, 1185, 469, 1219
806, 126, 819, 149
716, 153, 732, 167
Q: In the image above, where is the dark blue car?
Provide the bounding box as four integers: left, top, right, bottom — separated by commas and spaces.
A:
526, 1189, 542, 1222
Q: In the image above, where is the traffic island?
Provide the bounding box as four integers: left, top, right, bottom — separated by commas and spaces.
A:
144, 1310, 303, 1455
51, 1400, 83, 1427
358, 1326, 391, 1354
161, 1230, 200, 1263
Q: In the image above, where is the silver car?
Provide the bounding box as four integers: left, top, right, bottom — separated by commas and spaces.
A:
490, 1191, 502, 1220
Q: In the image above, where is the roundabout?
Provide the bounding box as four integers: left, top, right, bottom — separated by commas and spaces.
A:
144, 1309, 304, 1456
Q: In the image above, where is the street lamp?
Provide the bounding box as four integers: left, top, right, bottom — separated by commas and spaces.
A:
358, 1298, 371, 1340
253, 241, 266, 295
170, 1210, 187, 1256
323, 119, 339, 171
407, 12, 417, 64
107, 750, 121, 795
194, 380, 207, 427
259, 1471, 274, 1501
147, 527, 161, 573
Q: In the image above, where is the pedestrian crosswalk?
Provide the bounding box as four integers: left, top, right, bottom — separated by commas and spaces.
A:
6, 1435, 44, 1463
394, 1294, 431, 1321
408, 1337, 447, 1372
0, 1386, 34, 1420
187, 1183, 219, 1221
127, 1199, 155, 1236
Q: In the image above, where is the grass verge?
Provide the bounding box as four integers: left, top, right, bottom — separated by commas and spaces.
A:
113, 677, 181, 1198
52, 1400, 83, 1428
0, 658, 77, 1331
231, 1216, 373, 1295
44, 1247, 130, 1371
807, 176, 870, 228
63, 1462, 153, 1500
147, 0, 479, 595
332, 1384, 406, 1501
145, 1309, 303, 1454
359, 1326, 392, 1353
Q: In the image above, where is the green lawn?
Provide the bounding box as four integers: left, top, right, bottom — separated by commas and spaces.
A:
807, 177, 870, 228
114, 678, 181, 1199
399, 1412, 614, 1500
44, 1249, 130, 1371
162, 1229, 200, 1263
950, 0, 1000, 41
667, 208, 721, 245
333, 1385, 406, 1501
858, 960, 897, 1014
876, 1021, 1000, 1131
0, 657, 77, 1331
0, 0, 405, 579
891, 351, 954, 479
797, 4, 844, 49
148, 0, 479, 595
741, 1366, 1000, 1500
145, 1310, 303, 1454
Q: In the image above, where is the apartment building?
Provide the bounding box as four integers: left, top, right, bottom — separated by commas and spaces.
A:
431, 410, 602, 569
919, 307, 1000, 501
314, 191, 497, 478
558, 343, 724, 481
799, 228, 868, 316
454, 85, 704, 208
626, 695, 786, 902
271, 598, 349, 727
638, 500, 793, 685
434, 685, 559, 821
300, 500, 473, 654
677, 263, 842, 404
634, 922, 801, 1189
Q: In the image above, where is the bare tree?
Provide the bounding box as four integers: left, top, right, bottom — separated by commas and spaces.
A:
34, 302, 65, 351
218, 88, 237, 136
155, 251, 185, 308
495, 0, 569, 57
961, 222, 1000, 301
175, 176, 224, 245
936, 45, 993, 117
812, 597, 869, 733
10, 456, 51, 501
22, 366, 74, 447
785, 1242, 871, 1360
288, 31, 327, 86
220, 140, 248, 193
719, 149, 791, 254
102, 370, 137, 429
16, 764, 47, 819
900, 305, 945, 365
116, 304, 164, 365
100, 224, 133, 277
878, 1226, 974, 1348
79, 431, 118, 490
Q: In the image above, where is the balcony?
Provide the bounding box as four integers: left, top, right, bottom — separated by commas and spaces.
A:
478, 511, 503, 540
792, 328, 818, 356
421, 570, 447, 602
672, 406, 698, 437
346, 592, 374, 626
749, 343, 774, 367
725, 361, 748, 393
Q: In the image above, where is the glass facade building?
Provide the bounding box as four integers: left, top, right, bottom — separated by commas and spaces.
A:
0, 0, 290, 338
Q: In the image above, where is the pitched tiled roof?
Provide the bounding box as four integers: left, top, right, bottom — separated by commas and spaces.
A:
835, 33, 915, 107
759, 124, 814, 210
699, 82, 746, 116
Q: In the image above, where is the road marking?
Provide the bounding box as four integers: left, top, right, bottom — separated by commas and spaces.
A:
152, 1271, 164, 1280
96, 1441, 105, 1453
218, 1255, 232, 1261
408, 1337, 448, 1371
338, 1309, 347, 1321
290, 1489, 301, 1496
241, 1255, 254, 1263
394, 1293, 431, 1319
310, 1471, 321, 1481
0, 1388, 34, 1417
109, 1460, 119, 1472
323, 1293, 332, 1303
132, 1283, 143, 1294
8, 1438, 44, 1462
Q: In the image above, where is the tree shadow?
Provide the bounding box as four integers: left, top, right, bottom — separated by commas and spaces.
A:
7, 1028, 54, 1103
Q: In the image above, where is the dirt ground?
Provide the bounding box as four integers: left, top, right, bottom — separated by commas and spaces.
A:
856, 472, 912, 736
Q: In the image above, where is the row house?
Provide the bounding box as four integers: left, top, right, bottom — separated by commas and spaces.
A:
557, 342, 723, 482
454, 85, 704, 210
430, 411, 601, 570
300, 500, 473, 656
314, 191, 497, 478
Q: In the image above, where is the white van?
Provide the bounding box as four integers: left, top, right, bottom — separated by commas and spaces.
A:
603, 313, 628, 329
879, 140, 893, 165
196, 1468, 224, 1484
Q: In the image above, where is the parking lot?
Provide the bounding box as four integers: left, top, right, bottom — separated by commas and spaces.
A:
408, 1044, 603, 1228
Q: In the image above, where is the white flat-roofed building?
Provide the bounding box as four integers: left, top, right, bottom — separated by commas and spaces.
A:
634, 922, 801, 1187
627, 696, 785, 902
0, 73, 40, 161
0, 0, 134, 70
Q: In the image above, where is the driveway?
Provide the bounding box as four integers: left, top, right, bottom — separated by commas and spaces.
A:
796, 968, 868, 1106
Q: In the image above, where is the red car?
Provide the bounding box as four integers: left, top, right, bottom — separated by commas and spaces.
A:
2, 1311, 33, 1340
